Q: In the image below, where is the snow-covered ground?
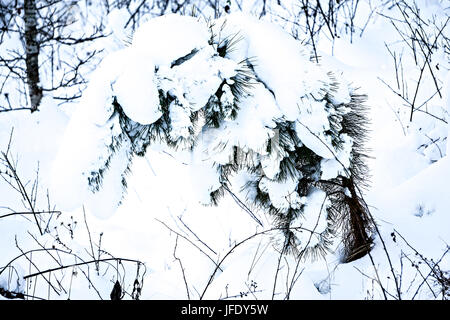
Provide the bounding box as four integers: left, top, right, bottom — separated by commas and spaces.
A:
0, 1, 449, 300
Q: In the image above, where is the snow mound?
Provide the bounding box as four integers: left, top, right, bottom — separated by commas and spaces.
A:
132, 14, 210, 67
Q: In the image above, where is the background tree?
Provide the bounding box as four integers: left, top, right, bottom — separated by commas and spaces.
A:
0, 0, 106, 113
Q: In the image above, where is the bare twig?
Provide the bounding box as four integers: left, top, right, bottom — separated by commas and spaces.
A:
173, 235, 190, 300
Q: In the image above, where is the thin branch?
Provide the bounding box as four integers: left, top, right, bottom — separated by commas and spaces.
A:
173, 235, 190, 300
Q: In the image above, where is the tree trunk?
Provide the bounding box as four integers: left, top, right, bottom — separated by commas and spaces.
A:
23, 0, 42, 112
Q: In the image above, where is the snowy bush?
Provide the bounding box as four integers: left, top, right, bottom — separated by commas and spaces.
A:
52, 13, 374, 263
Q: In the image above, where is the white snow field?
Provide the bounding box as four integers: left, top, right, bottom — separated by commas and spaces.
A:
0, 1, 448, 300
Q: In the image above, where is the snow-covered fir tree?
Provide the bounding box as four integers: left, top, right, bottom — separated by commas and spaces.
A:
52, 13, 374, 262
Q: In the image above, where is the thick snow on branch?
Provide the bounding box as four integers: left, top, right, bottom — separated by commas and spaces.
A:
51, 13, 359, 241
